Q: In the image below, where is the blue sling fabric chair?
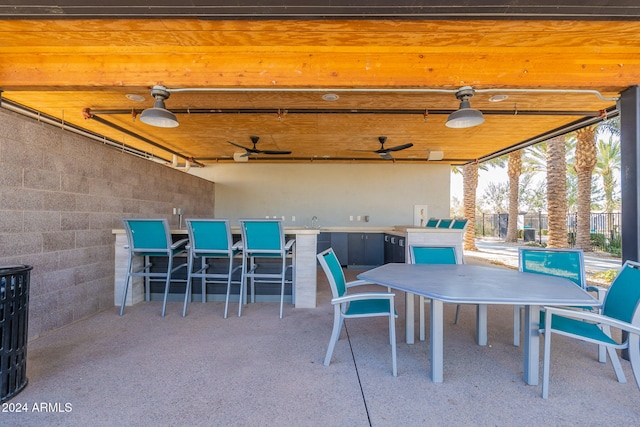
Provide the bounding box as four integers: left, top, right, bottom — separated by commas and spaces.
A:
450, 218, 469, 230
184, 219, 243, 318
542, 260, 640, 399
239, 219, 295, 319
425, 218, 440, 228
409, 245, 461, 341
317, 248, 397, 376
515, 248, 605, 347
436, 218, 454, 228
120, 218, 188, 317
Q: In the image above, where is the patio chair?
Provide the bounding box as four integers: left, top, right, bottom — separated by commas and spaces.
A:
408, 245, 462, 341
542, 260, 640, 399
451, 218, 469, 230
184, 219, 243, 318
515, 247, 605, 347
120, 218, 188, 317
436, 218, 453, 228
239, 219, 295, 318
425, 218, 440, 228
317, 248, 397, 376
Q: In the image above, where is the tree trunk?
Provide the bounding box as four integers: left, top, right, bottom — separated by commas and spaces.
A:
505, 151, 522, 243
546, 136, 568, 248
462, 163, 478, 251
574, 127, 598, 251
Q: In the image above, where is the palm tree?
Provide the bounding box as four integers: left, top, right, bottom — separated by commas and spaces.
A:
462, 162, 478, 251
595, 133, 621, 213
505, 150, 522, 243
546, 135, 568, 248
573, 126, 598, 251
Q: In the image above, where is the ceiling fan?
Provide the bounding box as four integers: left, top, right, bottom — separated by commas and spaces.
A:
353, 136, 414, 160
228, 136, 292, 157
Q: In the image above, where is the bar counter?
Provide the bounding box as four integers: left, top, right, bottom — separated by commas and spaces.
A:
112, 225, 464, 311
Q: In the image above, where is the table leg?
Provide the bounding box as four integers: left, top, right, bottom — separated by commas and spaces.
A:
405, 292, 415, 344
523, 304, 540, 385
476, 304, 488, 346
430, 299, 444, 383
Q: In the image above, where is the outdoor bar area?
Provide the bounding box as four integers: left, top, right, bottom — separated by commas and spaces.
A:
2, 2, 640, 426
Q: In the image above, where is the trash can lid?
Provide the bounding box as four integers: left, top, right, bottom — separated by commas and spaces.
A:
0, 264, 33, 274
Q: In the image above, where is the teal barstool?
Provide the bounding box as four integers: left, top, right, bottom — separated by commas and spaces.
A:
238, 219, 295, 318
184, 219, 243, 318
120, 218, 188, 317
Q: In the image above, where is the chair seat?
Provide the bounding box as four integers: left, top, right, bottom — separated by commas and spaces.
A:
345, 299, 396, 317
546, 314, 620, 347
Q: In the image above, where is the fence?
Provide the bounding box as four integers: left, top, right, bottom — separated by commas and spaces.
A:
476, 212, 622, 253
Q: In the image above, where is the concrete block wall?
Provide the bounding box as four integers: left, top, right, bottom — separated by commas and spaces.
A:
0, 109, 215, 339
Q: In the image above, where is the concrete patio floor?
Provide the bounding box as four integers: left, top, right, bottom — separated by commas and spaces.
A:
3, 256, 639, 426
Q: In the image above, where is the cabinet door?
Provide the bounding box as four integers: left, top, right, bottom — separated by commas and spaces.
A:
317, 232, 331, 254
394, 237, 406, 263
384, 234, 394, 264
347, 233, 366, 266
363, 233, 384, 266
331, 232, 349, 266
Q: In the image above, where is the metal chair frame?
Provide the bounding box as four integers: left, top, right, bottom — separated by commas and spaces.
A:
120, 218, 188, 317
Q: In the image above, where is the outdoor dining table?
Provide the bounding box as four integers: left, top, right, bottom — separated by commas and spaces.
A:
357, 263, 600, 384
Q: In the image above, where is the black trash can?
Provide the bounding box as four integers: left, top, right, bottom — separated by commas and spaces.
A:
0, 265, 32, 402
523, 229, 536, 242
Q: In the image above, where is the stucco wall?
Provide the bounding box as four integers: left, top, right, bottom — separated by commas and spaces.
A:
0, 109, 215, 339
191, 163, 451, 228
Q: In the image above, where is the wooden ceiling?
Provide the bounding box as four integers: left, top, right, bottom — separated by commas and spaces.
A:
1, 13, 639, 165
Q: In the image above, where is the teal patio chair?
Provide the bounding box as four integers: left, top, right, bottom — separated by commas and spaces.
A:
451, 218, 469, 230
542, 260, 640, 399
120, 218, 188, 317
239, 219, 295, 318
409, 245, 462, 341
436, 218, 454, 228
184, 219, 243, 318
515, 247, 605, 347
425, 218, 440, 228
317, 248, 397, 376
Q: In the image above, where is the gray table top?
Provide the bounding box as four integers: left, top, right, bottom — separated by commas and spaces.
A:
358, 263, 600, 306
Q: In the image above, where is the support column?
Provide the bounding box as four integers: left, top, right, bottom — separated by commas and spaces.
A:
620, 86, 640, 264
619, 86, 640, 361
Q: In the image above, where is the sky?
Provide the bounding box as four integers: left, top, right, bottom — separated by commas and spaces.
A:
450, 166, 509, 203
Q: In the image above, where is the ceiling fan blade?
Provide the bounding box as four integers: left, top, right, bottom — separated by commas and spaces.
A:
260, 149, 292, 155
228, 141, 250, 150
386, 142, 414, 152
379, 152, 394, 160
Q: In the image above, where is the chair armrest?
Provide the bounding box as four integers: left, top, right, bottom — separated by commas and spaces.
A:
284, 239, 296, 251
331, 292, 395, 305
544, 306, 640, 337
171, 238, 189, 250
586, 285, 607, 303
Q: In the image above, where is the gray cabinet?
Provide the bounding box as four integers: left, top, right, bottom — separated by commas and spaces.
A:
384, 234, 406, 263
347, 233, 384, 267
317, 232, 348, 266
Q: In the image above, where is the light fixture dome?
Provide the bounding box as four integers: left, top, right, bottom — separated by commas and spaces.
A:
140, 85, 179, 128
446, 86, 485, 129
